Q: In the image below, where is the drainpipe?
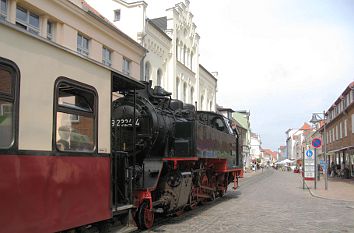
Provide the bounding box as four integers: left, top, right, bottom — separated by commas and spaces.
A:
140, 52, 147, 81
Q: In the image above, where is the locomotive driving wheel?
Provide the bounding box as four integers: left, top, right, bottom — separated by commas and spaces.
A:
136, 201, 154, 230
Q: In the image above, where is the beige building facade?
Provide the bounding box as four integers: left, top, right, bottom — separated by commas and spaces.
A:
1, 0, 145, 81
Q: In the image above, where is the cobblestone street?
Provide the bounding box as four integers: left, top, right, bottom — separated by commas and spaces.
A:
139, 169, 354, 233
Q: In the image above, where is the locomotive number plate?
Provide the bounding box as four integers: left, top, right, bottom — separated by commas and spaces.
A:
112, 118, 140, 127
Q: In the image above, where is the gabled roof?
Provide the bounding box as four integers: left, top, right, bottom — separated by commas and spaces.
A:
150, 17, 168, 31
147, 18, 172, 41
232, 111, 250, 130
327, 81, 354, 112
262, 148, 278, 158
300, 122, 311, 131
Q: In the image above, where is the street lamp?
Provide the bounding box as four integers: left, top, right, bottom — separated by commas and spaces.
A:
309, 111, 328, 190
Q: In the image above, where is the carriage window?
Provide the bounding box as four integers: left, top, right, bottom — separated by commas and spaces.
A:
0, 66, 15, 148
55, 80, 96, 152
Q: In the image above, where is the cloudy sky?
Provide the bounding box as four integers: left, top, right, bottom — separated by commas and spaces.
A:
143, 0, 354, 150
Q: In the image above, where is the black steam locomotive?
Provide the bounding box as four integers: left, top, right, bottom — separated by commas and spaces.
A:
111, 81, 243, 229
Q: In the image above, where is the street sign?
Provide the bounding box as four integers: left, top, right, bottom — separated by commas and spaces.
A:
312, 138, 322, 148
305, 150, 313, 158
304, 149, 315, 180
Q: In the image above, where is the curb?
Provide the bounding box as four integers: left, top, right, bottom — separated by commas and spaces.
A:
301, 175, 354, 203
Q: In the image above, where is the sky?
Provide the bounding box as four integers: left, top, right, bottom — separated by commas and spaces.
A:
143, 0, 354, 151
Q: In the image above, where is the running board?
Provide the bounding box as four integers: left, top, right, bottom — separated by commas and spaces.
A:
112, 204, 134, 213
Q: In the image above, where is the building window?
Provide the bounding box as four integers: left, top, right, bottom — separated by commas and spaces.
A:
145, 62, 150, 81
201, 95, 204, 110
47, 21, 54, 41
176, 39, 179, 60
179, 43, 183, 62
122, 57, 131, 75
352, 114, 354, 134
114, 9, 121, 21
55, 78, 97, 152
16, 6, 40, 35
102, 47, 112, 67
190, 87, 194, 104
176, 78, 179, 99
344, 119, 348, 137
77, 33, 89, 56
0, 60, 18, 149
157, 69, 162, 86
339, 121, 343, 139
190, 52, 193, 70
183, 83, 187, 102
209, 101, 213, 111
326, 131, 329, 144
183, 45, 186, 64
0, 0, 7, 20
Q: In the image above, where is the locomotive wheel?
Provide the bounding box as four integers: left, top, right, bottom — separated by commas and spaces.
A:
136, 201, 154, 230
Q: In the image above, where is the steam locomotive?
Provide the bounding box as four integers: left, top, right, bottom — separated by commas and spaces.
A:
112, 81, 243, 229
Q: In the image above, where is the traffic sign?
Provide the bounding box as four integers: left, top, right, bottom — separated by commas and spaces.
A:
312, 138, 322, 148
305, 149, 313, 158
304, 149, 315, 179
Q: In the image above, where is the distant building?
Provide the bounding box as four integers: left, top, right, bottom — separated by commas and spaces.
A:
250, 132, 262, 162
85, 0, 218, 111
261, 149, 278, 165
278, 145, 287, 160
285, 123, 312, 161
233, 111, 251, 169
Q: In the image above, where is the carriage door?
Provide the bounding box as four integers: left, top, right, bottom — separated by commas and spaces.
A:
111, 96, 133, 210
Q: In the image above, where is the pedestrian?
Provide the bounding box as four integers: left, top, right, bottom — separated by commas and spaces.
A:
330, 161, 336, 177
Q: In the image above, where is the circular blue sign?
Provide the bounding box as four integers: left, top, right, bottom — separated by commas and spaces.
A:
306, 150, 313, 157
312, 138, 322, 148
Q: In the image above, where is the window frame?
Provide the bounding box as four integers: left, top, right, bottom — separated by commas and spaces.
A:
53, 77, 98, 154
47, 20, 54, 41
157, 69, 162, 86
15, 6, 40, 35
0, 57, 20, 152
0, 0, 7, 20
122, 57, 131, 76
102, 46, 112, 67
114, 9, 121, 21
77, 33, 90, 57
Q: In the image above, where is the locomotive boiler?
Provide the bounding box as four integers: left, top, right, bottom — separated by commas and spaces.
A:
112, 81, 243, 229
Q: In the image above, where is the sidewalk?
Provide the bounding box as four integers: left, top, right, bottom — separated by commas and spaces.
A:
304, 174, 354, 202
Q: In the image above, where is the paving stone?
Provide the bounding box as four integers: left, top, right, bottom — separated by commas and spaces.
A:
132, 169, 354, 233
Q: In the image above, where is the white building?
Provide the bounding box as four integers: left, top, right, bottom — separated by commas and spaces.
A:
285, 123, 312, 161
250, 133, 262, 161
84, 0, 217, 111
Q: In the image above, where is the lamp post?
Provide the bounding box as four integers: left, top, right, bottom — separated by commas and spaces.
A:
309, 111, 328, 190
